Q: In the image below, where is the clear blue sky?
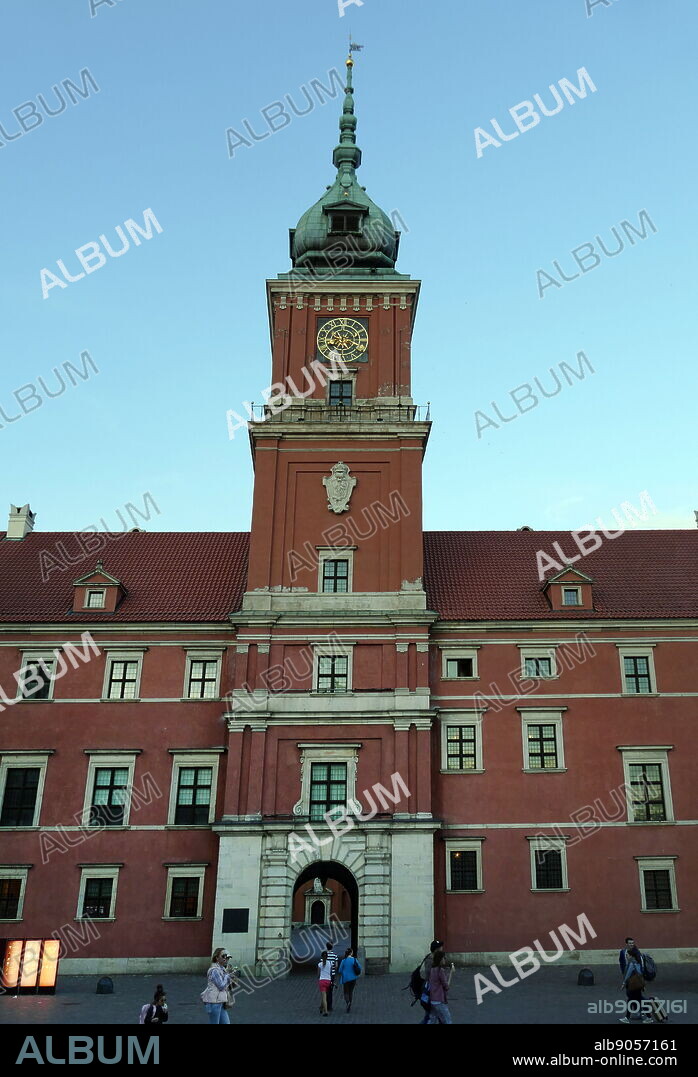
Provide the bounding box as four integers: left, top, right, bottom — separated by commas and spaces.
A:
1, 0, 695, 535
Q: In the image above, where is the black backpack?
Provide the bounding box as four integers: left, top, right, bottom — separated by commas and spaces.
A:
404, 955, 428, 1005
642, 954, 657, 982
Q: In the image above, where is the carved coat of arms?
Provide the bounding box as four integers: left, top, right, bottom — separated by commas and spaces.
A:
323, 462, 356, 514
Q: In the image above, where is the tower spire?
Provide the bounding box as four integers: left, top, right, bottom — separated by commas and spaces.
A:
333, 52, 362, 192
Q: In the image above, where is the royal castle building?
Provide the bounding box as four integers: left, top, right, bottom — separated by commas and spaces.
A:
0, 58, 696, 977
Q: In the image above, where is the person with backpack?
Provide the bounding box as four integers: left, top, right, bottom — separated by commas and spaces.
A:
139, 985, 168, 1025
337, 947, 362, 1012
619, 946, 651, 1024
325, 939, 339, 1013
427, 949, 455, 1024
412, 939, 443, 1024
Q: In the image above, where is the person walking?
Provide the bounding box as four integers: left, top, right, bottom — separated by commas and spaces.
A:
427, 949, 454, 1025
619, 945, 650, 1024
139, 984, 168, 1025
619, 936, 641, 977
325, 939, 339, 1013
418, 939, 443, 1025
317, 950, 333, 1017
201, 947, 233, 1025
337, 947, 362, 1012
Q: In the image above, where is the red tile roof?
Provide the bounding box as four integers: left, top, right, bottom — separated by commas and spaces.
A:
0, 528, 695, 624
0, 532, 249, 623
423, 530, 698, 620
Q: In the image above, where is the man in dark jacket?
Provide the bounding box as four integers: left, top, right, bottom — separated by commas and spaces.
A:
619, 936, 642, 975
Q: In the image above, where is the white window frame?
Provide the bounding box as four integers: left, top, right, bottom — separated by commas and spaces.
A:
635, 856, 679, 913
528, 836, 569, 892
445, 839, 484, 892
81, 752, 139, 828
519, 645, 558, 680
292, 743, 360, 818
15, 650, 58, 701
76, 864, 121, 921
439, 712, 484, 773
519, 709, 566, 772
617, 645, 657, 696
312, 641, 354, 693
183, 651, 223, 700
561, 586, 582, 607
102, 651, 145, 701
85, 589, 106, 609
163, 864, 206, 921
619, 747, 674, 824
440, 648, 479, 681
0, 864, 30, 921
317, 548, 355, 595
167, 751, 222, 826
0, 752, 52, 828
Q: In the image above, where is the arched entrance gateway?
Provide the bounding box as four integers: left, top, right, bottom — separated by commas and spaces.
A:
290, 861, 359, 971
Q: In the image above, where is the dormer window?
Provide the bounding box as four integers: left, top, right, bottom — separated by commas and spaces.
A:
541, 568, 593, 611
86, 589, 106, 609
72, 561, 125, 614
329, 213, 361, 233
562, 587, 581, 606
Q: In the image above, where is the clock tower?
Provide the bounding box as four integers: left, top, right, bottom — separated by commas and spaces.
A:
219, 55, 437, 977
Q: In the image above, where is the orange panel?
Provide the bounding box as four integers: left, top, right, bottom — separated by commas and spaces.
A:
39, 940, 60, 987
20, 940, 41, 987
2, 940, 23, 989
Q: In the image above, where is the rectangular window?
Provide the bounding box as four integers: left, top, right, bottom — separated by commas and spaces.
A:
329, 381, 353, 407
90, 767, 128, 826
534, 848, 563, 890
322, 560, 349, 594
169, 876, 200, 918
446, 726, 477, 771
82, 878, 113, 919
19, 659, 54, 700
174, 767, 212, 825
445, 658, 474, 678
187, 660, 218, 700
642, 869, 673, 911
623, 656, 652, 694
526, 724, 559, 769
0, 878, 21, 918
316, 655, 348, 693
309, 762, 347, 821
628, 764, 666, 822
107, 660, 139, 700
523, 656, 553, 678
450, 850, 478, 891
0, 768, 40, 827
563, 588, 581, 606
330, 213, 361, 233
86, 590, 105, 609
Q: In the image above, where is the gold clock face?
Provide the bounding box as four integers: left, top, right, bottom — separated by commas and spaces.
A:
317, 317, 369, 363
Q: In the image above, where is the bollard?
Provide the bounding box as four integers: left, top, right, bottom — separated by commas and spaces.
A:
577, 968, 594, 987
96, 976, 114, 994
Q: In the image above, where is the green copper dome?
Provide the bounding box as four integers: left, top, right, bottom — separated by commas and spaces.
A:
285, 57, 405, 279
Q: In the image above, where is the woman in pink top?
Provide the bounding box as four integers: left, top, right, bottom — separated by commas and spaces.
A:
428, 950, 454, 1024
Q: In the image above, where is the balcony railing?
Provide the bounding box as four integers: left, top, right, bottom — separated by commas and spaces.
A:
248, 402, 431, 424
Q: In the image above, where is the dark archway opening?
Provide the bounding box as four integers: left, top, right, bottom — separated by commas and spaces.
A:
290, 861, 359, 972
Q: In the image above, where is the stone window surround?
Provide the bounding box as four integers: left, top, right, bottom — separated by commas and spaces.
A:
101, 648, 147, 702
617, 644, 657, 695
76, 863, 122, 921
527, 835, 570, 892
439, 711, 485, 773
439, 644, 480, 681
15, 649, 59, 701
0, 751, 53, 828
561, 585, 582, 606
80, 750, 141, 828
292, 742, 361, 819
634, 855, 679, 913
84, 588, 106, 609
312, 641, 355, 693
518, 708, 567, 772
316, 547, 356, 596
618, 745, 674, 824
0, 863, 31, 921
518, 644, 559, 680
166, 750, 224, 826
445, 838, 485, 892
182, 649, 224, 700
162, 863, 207, 921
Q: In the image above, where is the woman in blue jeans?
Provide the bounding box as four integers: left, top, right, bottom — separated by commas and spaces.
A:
203, 948, 234, 1024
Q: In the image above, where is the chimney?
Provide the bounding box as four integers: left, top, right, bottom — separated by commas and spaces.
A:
6, 504, 36, 540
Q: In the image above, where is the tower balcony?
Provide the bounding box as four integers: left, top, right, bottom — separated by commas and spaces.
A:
248, 401, 431, 426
